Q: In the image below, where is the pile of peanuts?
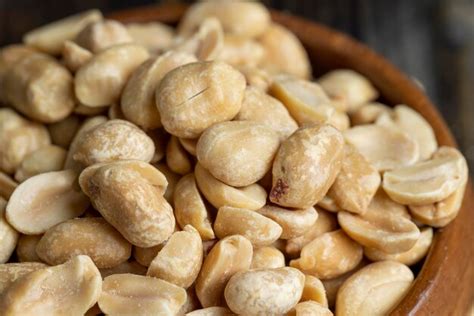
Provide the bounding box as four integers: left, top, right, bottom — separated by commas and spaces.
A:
0, 1, 469, 315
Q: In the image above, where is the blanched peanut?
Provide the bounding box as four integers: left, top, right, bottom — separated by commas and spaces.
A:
214, 206, 283, 247
328, 143, 381, 214
350, 102, 392, 125
147, 225, 203, 288
16, 234, 42, 262
302, 275, 328, 307
156, 61, 245, 138
250, 246, 285, 269
6, 170, 89, 234
133, 244, 165, 267
237, 65, 273, 91
1, 255, 102, 316
338, 191, 420, 253
62, 40, 92, 72
99, 261, 147, 278
174, 174, 215, 240
121, 51, 196, 130
270, 76, 335, 125
317, 69, 379, 113
195, 163, 267, 210
290, 230, 362, 279
344, 124, 419, 171
99, 273, 187, 316
365, 227, 433, 266
3, 53, 75, 123
75, 20, 132, 53
260, 23, 311, 78
197, 121, 280, 186
0, 262, 47, 294
336, 261, 414, 316
47, 114, 82, 148
382, 146, 468, 205
167, 136, 193, 175
180, 137, 198, 156
178, 1, 270, 39
14, 145, 67, 182
0, 171, 17, 200
286, 208, 338, 258
270, 125, 344, 209
288, 301, 333, 316
195, 235, 253, 307
155, 162, 181, 204
0, 109, 51, 174
23, 10, 103, 54
126, 22, 174, 53
224, 267, 305, 315
75, 44, 149, 106
36, 217, 131, 268
187, 306, 235, 316
256, 205, 318, 239
0, 197, 18, 263
218, 35, 264, 67
79, 160, 174, 247
235, 86, 298, 140
73, 119, 155, 166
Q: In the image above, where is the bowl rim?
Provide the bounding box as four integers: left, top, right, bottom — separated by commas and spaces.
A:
107, 4, 474, 314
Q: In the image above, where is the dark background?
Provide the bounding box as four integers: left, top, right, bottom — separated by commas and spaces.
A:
1, 0, 473, 172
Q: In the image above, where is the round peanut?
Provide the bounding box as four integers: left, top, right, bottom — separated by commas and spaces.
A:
156, 61, 245, 138
62, 40, 92, 73
250, 246, 285, 269
36, 217, 131, 268
0, 262, 47, 295
256, 205, 319, 239
99, 261, 147, 279
1, 255, 102, 316
218, 35, 264, 67
75, 20, 132, 53
75, 44, 149, 107
73, 119, 155, 166
167, 136, 193, 175
336, 261, 414, 316
99, 273, 187, 316
126, 22, 174, 53
14, 145, 67, 182
302, 275, 328, 307
186, 307, 235, 316
289, 301, 333, 316
0, 197, 18, 263
15, 234, 42, 262
147, 225, 203, 288
174, 174, 215, 240
259, 23, 311, 78
121, 51, 197, 130
290, 230, 363, 279
382, 146, 468, 205
47, 114, 82, 149
6, 170, 89, 234
214, 206, 283, 248
79, 160, 173, 247
197, 121, 280, 186
270, 125, 344, 209
195, 235, 253, 308
224, 267, 305, 315
350, 102, 392, 125
194, 163, 267, 210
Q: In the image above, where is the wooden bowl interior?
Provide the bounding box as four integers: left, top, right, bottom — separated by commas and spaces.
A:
108, 4, 473, 315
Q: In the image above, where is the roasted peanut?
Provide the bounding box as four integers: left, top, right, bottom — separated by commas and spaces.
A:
75, 19, 132, 53
350, 102, 392, 125
256, 205, 319, 239
317, 69, 379, 113
336, 261, 414, 316
290, 230, 363, 279
235, 86, 298, 140
155, 162, 181, 204
6, 170, 89, 234
270, 125, 344, 208
167, 136, 193, 175
224, 267, 305, 315
179, 137, 198, 156
0, 197, 18, 263
99, 261, 147, 278
149, 129, 169, 163
328, 143, 381, 214
107, 103, 125, 120
62, 40, 93, 72
79, 160, 174, 247
218, 35, 264, 67
195, 235, 253, 307
133, 244, 165, 267
317, 195, 343, 213
195, 163, 267, 210
186, 306, 235, 316
75, 44, 149, 107
47, 114, 82, 148
328, 110, 351, 131
14, 145, 67, 182
36, 217, 131, 268
0, 262, 47, 294
174, 174, 215, 240
15, 234, 42, 262
147, 225, 203, 288
0, 171, 17, 200
197, 121, 280, 186
126, 22, 174, 53
237, 65, 273, 91
250, 246, 285, 269
1, 255, 102, 316
156, 61, 245, 138
382, 146, 468, 205
214, 206, 283, 248
301, 275, 328, 307
73, 119, 155, 166
288, 301, 333, 316
179, 287, 202, 315
121, 51, 196, 130
23, 10, 103, 54
99, 273, 187, 316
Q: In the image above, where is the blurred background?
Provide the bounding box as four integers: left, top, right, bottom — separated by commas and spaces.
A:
1, 0, 473, 172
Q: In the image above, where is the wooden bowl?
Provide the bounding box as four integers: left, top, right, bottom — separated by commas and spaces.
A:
108, 4, 474, 314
